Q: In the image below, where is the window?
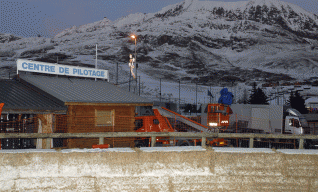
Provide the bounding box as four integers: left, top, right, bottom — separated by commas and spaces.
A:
294, 119, 300, 128
95, 109, 114, 126
289, 118, 300, 127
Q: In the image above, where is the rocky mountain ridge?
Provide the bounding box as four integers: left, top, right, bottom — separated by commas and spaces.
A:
0, 0, 318, 90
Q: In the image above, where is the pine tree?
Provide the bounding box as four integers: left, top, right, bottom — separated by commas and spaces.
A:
286, 91, 308, 114
292, 91, 308, 114
248, 83, 269, 104
248, 82, 258, 104
257, 88, 269, 104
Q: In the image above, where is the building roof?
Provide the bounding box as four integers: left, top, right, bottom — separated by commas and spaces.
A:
0, 79, 67, 114
19, 74, 153, 105
306, 97, 318, 105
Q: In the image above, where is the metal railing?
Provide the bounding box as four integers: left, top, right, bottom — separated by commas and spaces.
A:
1, 132, 318, 149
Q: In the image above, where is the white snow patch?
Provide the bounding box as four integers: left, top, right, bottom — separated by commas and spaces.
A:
213, 147, 275, 153
140, 146, 206, 152
61, 148, 135, 153
0, 149, 57, 153
277, 149, 318, 154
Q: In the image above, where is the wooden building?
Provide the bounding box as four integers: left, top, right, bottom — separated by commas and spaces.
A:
18, 73, 153, 148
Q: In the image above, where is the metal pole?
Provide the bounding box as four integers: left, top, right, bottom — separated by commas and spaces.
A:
95, 44, 97, 81
139, 76, 141, 96
276, 91, 278, 105
236, 114, 238, 147
129, 70, 131, 92
160, 78, 162, 105
278, 87, 280, 105
116, 63, 118, 85
135, 38, 137, 94
283, 90, 285, 105
235, 84, 237, 104
179, 80, 181, 114
196, 83, 198, 115
210, 85, 212, 103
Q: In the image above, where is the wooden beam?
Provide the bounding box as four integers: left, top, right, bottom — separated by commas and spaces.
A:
218, 133, 318, 139
65, 102, 153, 106
1, 132, 318, 140
202, 137, 206, 148
151, 136, 156, 147
249, 138, 254, 148
299, 139, 304, 149
99, 137, 104, 145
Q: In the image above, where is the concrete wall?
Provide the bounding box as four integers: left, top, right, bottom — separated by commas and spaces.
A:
1, 147, 318, 191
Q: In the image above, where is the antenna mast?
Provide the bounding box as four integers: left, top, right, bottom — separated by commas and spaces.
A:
95, 44, 98, 81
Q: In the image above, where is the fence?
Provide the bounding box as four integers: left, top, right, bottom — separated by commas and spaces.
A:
0, 113, 317, 149
1, 132, 318, 149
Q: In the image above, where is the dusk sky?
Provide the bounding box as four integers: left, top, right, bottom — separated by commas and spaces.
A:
0, 0, 317, 38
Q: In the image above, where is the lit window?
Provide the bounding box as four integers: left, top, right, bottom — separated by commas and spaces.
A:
95, 109, 114, 126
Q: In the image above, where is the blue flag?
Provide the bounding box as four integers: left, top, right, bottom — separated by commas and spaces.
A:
207, 90, 213, 98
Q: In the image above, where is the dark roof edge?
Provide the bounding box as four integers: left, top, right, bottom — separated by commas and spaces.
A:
2, 109, 67, 115
17, 76, 66, 107
65, 102, 153, 106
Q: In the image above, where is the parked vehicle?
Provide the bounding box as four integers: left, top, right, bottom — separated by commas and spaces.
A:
134, 106, 227, 147
202, 103, 310, 135
201, 103, 313, 148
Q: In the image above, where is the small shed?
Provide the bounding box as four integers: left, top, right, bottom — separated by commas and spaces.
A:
19, 73, 153, 148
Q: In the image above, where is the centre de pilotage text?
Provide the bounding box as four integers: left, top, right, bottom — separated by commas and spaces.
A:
21, 62, 106, 77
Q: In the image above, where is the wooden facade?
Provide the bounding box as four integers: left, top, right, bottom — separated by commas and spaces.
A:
64, 103, 152, 148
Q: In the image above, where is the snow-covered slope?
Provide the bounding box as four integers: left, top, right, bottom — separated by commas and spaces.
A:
1, 0, 318, 103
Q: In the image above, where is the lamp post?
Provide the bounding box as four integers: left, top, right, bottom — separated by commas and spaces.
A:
131, 35, 137, 93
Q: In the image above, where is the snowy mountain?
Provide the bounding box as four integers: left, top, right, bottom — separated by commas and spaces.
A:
1, 0, 318, 103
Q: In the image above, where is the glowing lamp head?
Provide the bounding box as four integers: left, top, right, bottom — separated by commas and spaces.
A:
209, 122, 218, 127
131, 35, 136, 39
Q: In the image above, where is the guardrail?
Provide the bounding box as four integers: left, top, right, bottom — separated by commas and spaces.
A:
1, 132, 318, 149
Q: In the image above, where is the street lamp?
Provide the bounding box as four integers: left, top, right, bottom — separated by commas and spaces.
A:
131, 35, 137, 93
